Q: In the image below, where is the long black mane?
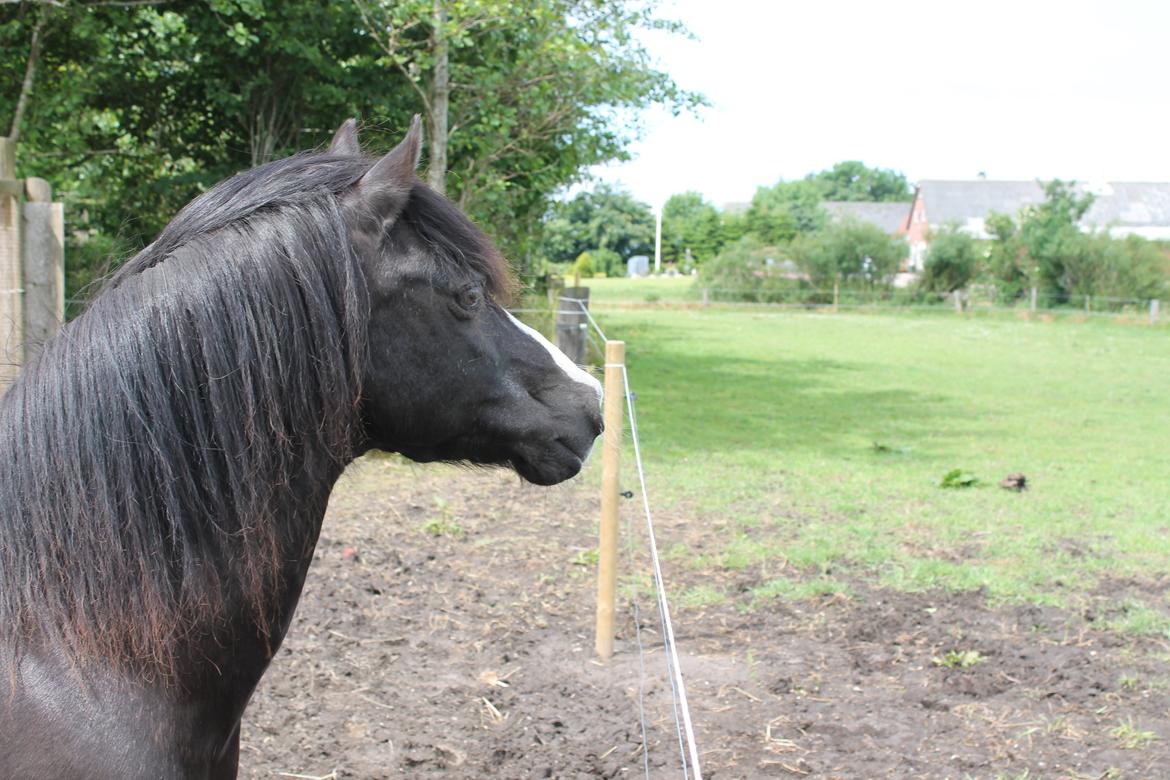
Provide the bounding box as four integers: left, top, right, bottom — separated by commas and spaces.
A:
0, 151, 508, 678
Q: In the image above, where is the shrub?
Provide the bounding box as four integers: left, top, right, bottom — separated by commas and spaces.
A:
572, 251, 595, 278
790, 217, 906, 287
919, 225, 978, 293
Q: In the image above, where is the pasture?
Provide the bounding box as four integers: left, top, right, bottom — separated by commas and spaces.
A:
243, 308, 1170, 778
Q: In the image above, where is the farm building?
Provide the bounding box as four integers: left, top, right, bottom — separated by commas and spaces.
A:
904, 180, 1170, 271
821, 200, 910, 236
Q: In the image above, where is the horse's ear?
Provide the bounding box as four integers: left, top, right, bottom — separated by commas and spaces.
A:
329, 119, 361, 156
356, 115, 423, 216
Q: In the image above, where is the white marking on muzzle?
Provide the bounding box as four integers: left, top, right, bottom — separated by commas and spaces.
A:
505, 311, 603, 404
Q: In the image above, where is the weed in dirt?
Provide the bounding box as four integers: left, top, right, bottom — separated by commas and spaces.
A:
569, 548, 599, 567
932, 649, 984, 669
421, 497, 464, 538
1111, 717, 1159, 749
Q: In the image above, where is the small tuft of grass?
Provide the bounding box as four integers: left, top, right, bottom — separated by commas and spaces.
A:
940, 468, 979, 489
1106, 601, 1170, 636
1111, 717, 1159, 749
932, 649, 984, 669
678, 584, 725, 609
719, 533, 772, 571
747, 577, 851, 608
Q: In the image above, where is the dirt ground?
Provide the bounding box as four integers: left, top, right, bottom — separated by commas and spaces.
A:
241, 458, 1170, 780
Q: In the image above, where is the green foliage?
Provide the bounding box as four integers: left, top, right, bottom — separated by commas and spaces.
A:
932, 649, 984, 669
589, 248, 622, 278
940, 469, 979, 489
745, 179, 826, 244
572, 251, 595, 278
698, 235, 807, 302
1, 0, 701, 296
805, 160, 913, 202
422, 497, 464, 538
541, 184, 655, 265
790, 217, 906, 287
661, 191, 723, 267
983, 181, 1168, 302
920, 225, 979, 293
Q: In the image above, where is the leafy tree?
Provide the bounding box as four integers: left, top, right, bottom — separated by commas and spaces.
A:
353, 0, 704, 265
919, 225, 979, 293
588, 248, 623, 278
2, 0, 701, 296
984, 210, 1031, 297
984, 181, 1169, 302
790, 217, 905, 287
540, 184, 654, 265
3, 0, 404, 293
805, 161, 912, 202
661, 191, 722, 266
719, 208, 749, 245
1016, 180, 1095, 298
744, 179, 826, 244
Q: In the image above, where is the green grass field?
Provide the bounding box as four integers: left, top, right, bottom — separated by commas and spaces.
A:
582, 275, 698, 303
581, 305, 1170, 621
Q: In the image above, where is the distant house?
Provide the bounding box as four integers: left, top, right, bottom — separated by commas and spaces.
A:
905, 180, 1170, 271
821, 201, 911, 236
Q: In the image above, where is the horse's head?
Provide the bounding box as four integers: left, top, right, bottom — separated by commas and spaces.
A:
333, 119, 602, 486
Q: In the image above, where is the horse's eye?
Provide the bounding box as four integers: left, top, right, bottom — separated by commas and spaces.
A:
457, 287, 483, 311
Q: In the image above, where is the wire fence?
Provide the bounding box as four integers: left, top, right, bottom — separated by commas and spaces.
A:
554, 285, 1169, 323
569, 299, 703, 780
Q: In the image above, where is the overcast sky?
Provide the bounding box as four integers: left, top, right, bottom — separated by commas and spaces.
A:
591, 0, 1170, 209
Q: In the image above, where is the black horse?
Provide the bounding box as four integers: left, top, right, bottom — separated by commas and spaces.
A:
0, 118, 602, 778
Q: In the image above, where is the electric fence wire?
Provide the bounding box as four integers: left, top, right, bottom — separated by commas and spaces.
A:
560, 296, 609, 343
620, 364, 704, 780
620, 483, 653, 779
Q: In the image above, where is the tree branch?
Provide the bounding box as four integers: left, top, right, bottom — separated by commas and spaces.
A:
7, 5, 49, 142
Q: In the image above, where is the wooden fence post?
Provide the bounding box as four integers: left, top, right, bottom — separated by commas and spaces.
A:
701, 287, 709, 307
833, 280, 839, 312
21, 177, 64, 360
1030, 287, 1038, 313
0, 137, 21, 393
556, 286, 588, 365
595, 339, 625, 660
1151, 299, 1160, 324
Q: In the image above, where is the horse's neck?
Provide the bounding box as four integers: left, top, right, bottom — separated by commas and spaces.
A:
184, 460, 347, 716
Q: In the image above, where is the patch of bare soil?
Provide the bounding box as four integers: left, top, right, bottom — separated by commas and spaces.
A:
242, 459, 1170, 779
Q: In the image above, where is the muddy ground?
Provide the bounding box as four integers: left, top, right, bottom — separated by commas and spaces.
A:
241, 458, 1170, 779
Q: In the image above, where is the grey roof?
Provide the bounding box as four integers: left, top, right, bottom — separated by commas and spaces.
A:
1081, 182, 1170, 226
918, 180, 1170, 227
822, 201, 910, 233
